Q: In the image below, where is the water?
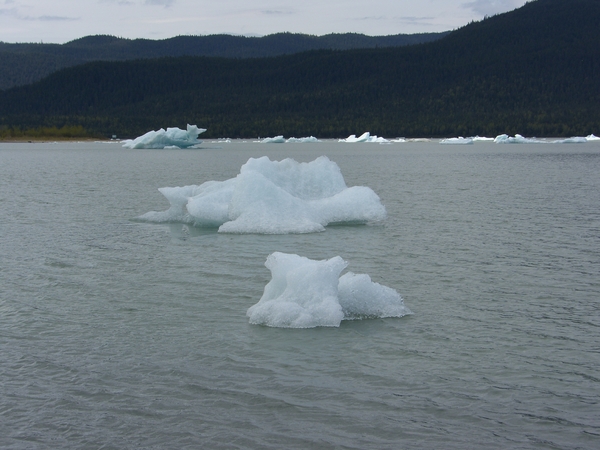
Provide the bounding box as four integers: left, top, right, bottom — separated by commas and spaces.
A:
1, 140, 599, 449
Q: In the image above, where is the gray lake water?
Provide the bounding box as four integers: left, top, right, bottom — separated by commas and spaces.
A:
1, 140, 599, 449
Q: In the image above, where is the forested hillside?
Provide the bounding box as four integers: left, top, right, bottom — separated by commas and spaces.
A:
0, 32, 447, 90
0, 0, 598, 139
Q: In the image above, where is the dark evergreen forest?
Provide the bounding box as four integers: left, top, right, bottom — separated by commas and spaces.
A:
0, 0, 598, 139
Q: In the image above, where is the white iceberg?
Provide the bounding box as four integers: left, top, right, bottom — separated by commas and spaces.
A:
138, 156, 387, 234
340, 132, 371, 143
586, 134, 600, 141
122, 124, 206, 149
494, 134, 545, 144
339, 132, 389, 143
286, 136, 320, 143
472, 136, 495, 142
246, 252, 412, 328
440, 137, 474, 145
551, 137, 588, 144
261, 136, 286, 144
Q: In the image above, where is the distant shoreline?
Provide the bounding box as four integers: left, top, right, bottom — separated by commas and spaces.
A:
0, 137, 113, 143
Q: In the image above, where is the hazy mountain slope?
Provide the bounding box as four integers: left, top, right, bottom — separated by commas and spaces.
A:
0, 32, 448, 90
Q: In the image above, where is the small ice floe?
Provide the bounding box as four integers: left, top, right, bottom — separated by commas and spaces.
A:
440, 137, 474, 145
493, 134, 544, 144
246, 252, 412, 328
339, 132, 390, 143
286, 136, 320, 143
260, 136, 286, 143
551, 137, 588, 144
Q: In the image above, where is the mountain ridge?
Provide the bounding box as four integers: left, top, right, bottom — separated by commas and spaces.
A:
0, 31, 448, 90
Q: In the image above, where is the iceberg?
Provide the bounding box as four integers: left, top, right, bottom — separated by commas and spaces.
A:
586, 134, 600, 141
122, 124, 206, 149
246, 252, 412, 328
260, 136, 286, 144
440, 137, 474, 145
494, 134, 544, 144
551, 137, 588, 144
138, 156, 387, 234
286, 136, 320, 143
339, 132, 389, 143
340, 132, 371, 143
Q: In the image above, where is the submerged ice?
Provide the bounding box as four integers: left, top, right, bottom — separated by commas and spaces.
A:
122, 124, 206, 149
138, 156, 387, 234
247, 252, 412, 328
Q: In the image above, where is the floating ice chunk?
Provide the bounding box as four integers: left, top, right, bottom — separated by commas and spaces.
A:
586, 134, 600, 141
494, 134, 544, 144
440, 137, 474, 145
247, 253, 346, 328
247, 252, 411, 328
369, 136, 391, 143
472, 136, 495, 142
286, 136, 320, 143
122, 124, 206, 149
138, 156, 387, 234
261, 136, 286, 143
338, 272, 411, 320
339, 132, 391, 143
339, 132, 371, 143
551, 137, 588, 144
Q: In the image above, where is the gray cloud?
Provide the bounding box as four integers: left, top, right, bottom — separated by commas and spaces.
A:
37, 15, 79, 21
99, 0, 135, 4
144, 0, 175, 6
0, 7, 77, 21
260, 9, 294, 16
463, 0, 520, 16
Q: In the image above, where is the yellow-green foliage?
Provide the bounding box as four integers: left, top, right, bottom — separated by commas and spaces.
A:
0, 125, 88, 139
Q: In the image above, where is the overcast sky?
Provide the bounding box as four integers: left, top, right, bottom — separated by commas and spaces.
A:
0, 0, 528, 44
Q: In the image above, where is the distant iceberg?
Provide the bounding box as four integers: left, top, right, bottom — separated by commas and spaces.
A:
339, 132, 390, 143
551, 137, 588, 144
587, 134, 600, 141
494, 134, 544, 144
122, 124, 206, 149
494, 134, 594, 144
246, 252, 412, 328
440, 137, 473, 145
260, 136, 286, 144
286, 136, 320, 143
138, 156, 387, 234
260, 136, 320, 143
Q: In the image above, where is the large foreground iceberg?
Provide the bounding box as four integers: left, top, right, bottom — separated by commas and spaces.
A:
247, 252, 412, 328
138, 156, 387, 234
123, 124, 206, 149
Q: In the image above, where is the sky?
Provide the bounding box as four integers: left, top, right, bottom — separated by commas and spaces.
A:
0, 0, 529, 44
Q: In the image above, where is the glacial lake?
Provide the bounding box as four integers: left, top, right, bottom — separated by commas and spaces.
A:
1, 139, 599, 449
